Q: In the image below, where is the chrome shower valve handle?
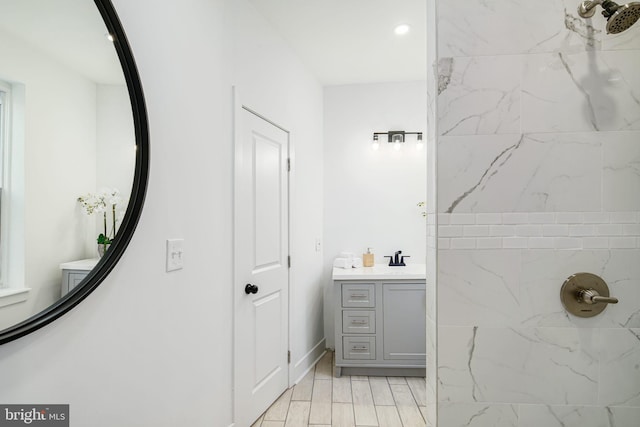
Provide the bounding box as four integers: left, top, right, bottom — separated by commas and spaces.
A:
578, 288, 619, 305
560, 272, 619, 317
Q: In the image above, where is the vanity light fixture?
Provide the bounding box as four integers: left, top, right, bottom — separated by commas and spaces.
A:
372, 131, 423, 151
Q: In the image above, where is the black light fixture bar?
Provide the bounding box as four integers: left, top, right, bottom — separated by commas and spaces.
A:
373, 131, 423, 143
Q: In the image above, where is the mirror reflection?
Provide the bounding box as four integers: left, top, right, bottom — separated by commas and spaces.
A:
0, 0, 134, 331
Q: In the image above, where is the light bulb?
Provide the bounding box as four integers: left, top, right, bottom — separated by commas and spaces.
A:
416, 133, 424, 151
372, 141, 380, 151
394, 24, 410, 35
394, 141, 402, 151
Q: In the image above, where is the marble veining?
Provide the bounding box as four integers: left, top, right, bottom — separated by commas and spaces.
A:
439, 133, 607, 213
439, 250, 522, 327
440, 326, 601, 404
438, 403, 518, 427
562, 8, 601, 50
599, 343, 640, 405
522, 51, 640, 133
621, 309, 640, 328
468, 326, 480, 402
518, 404, 640, 426
603, 136, 640, 211
438, 57, 453, 95
437, 55, 521, 136
467, 406, 490, 425
550, 359, 597, 384
557, 52, 599, 131
445, 135, 525, 213
473, 256, 518, 305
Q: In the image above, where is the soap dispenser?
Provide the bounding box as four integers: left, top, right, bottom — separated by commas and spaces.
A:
363, 247, 374, 267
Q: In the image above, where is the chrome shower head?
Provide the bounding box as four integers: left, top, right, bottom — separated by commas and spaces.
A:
606, 2, 640, 33
578, 0, 640, 33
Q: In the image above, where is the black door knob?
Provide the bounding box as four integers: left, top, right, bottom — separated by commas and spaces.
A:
245, 283, 259, 294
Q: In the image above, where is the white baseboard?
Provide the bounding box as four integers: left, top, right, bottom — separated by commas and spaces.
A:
292, 338, 326, 384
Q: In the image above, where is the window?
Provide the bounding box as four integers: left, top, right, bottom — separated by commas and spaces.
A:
0, 84, 7, 288
0, 80, 29, 305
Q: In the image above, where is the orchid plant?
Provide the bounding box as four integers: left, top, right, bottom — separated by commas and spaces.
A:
78, 188, 123, 246
417, 201, 426, 218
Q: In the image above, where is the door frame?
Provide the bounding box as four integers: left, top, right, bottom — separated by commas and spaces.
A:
232, 87, 292, 425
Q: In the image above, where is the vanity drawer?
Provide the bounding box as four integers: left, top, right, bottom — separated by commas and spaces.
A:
343, 336, 376, 360
342, 310, 376, 334
341, 284, 375, 308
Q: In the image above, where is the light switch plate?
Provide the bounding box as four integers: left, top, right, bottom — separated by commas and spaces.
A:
166, 239, 184, 272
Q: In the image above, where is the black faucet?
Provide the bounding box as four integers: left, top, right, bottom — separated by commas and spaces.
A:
385, 251, 409, 266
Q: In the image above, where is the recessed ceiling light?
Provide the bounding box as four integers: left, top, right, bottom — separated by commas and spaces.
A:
394, 24, 410, 35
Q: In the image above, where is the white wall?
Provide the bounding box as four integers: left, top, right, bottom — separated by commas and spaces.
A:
323, 81, 427, 347
0, 1, 325, 426
0, 0, 236, 424
0, 28, 97, 328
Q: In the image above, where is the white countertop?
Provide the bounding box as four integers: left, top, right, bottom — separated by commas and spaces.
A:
332, 264, 426, 280
59, 258, 100, 271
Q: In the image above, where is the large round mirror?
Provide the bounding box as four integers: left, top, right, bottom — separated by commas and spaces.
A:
0, 0, 148, 344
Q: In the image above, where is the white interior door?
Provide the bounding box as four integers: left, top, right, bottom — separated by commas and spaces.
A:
234, 105, 289, 427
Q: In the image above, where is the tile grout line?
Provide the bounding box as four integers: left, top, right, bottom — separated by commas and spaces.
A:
259, 351, 427, 427
330, 350, 335, 426
283, 396, 293, 425
406, 377, 427, 425
366, 373, 380, 427
388, 380, 403, 427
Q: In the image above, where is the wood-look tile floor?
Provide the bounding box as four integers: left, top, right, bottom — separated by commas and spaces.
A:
251, 351, 427, 427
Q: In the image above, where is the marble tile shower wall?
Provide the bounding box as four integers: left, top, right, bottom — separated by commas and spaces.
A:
434, 0, 640, 426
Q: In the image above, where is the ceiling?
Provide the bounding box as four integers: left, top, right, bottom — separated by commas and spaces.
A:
0, 0, 124, 84
0, 0, 426, 87
248, 0, 427, 86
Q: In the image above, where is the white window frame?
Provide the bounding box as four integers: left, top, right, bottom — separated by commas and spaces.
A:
0, 80, 29, 306
0, 82, 9, 288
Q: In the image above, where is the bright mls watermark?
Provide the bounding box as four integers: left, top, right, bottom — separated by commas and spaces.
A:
0, 405, 68, 426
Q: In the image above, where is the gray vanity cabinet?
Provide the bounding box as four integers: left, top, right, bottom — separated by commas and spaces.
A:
61, 270, 90, 296
334, 279, 426, 377
59, 258, 99, 297
382, 283, 426, 361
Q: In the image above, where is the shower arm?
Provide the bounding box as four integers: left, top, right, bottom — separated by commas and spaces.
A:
578, 0, 621, 18
578, 0, 605, 18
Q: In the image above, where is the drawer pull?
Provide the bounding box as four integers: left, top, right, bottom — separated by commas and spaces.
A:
350, 294, 368, 298
351, 320, 368, 325
352, 346, 368, 351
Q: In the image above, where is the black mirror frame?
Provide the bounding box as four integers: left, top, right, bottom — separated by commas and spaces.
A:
0, 0, 149, 345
